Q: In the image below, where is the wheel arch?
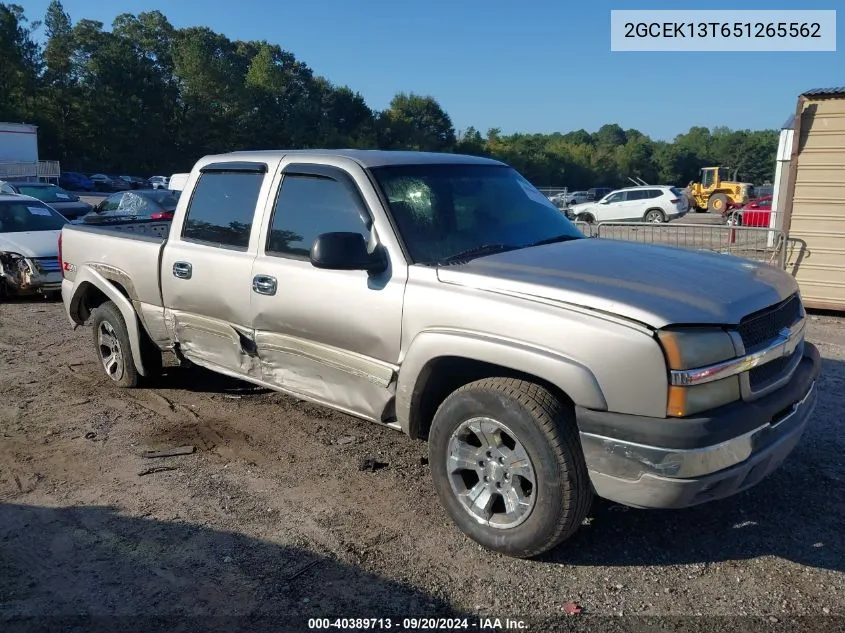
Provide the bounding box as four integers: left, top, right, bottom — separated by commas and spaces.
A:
68, 266, 150, 376
396, 331, 607, 440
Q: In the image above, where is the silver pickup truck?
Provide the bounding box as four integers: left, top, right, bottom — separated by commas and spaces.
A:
59, 150, 821, 558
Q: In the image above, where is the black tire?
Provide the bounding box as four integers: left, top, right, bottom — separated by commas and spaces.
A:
708, 192, 728, 214
428, 378, 592, 558
643, 208, 666, 223
90, 300, 140, 388
575, 212, 595, 224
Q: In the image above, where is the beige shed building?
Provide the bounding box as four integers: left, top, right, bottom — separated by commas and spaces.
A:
782, 88, 845, 311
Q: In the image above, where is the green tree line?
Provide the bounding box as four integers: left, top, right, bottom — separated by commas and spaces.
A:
1, 1, 779, 187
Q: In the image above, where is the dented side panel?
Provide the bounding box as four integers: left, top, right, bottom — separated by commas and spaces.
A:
255, 331, 396, 421
165, 309, 261, 378
159, 240, 257, 377
136, 302, 171, 349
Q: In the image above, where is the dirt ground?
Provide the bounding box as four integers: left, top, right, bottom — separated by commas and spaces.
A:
1, 297, 843, 631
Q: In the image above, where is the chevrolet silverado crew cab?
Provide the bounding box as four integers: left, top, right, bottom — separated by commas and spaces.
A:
59, 150, 821, 558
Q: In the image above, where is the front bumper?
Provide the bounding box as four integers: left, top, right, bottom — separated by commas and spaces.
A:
1, 264, 61, 296
576, 343, 821, 509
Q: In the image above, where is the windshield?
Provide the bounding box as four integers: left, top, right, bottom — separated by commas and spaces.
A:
18, 184, 79, 203
0, 200, 68, 232
142, 189, 180, 207
370, 164, 583, 264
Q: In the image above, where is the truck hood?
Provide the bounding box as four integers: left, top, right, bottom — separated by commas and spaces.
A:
0, 231, 61, 258
436, 238, 798, 328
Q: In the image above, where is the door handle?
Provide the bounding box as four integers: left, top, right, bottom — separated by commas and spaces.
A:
252, 274, 277, 296
173, 261, 192, 279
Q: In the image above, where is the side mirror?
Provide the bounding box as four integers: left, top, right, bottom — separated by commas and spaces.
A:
310, 232, 386, 274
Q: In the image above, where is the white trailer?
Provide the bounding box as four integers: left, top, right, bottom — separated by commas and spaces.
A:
0, 122, 38, 163
0, 122, 59, 181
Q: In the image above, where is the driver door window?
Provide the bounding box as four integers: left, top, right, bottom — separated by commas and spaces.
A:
266, 174, 370, 258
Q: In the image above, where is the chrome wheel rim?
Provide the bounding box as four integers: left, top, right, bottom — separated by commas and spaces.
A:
446, 417, 537, 529
646, 211, 663, 223
97, 321, 124, 382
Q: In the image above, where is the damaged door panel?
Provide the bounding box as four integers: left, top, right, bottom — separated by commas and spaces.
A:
158, 164, 268, 377
254, 331, 396, 421
248, 161, 405, 423
165, 309, 261, 378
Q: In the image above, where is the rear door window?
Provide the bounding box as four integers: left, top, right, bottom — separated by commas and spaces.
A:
181, 167, 266, 249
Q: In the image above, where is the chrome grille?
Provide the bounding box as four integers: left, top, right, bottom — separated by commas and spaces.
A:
34, 257, 61, 273
737, 294, 802, 351
749, 345, 801, 390
737, 293, 805, 397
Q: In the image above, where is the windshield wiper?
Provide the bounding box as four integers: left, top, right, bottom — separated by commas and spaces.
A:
438, 243, 521, 265
524, 234, 581, 248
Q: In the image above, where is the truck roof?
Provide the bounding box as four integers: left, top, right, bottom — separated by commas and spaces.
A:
199, 149, 506, 169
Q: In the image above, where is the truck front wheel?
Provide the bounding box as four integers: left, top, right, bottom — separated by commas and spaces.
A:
428, 378, 592, 558
91, 300, 140, 388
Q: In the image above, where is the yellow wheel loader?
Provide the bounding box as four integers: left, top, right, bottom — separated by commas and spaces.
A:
688, 167, 755, 214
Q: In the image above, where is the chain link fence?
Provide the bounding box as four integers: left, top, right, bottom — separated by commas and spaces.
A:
574, 221, 787, 268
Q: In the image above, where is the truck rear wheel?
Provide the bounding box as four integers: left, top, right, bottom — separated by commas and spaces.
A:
428, 378, 592, 558
91, 301, 139, 388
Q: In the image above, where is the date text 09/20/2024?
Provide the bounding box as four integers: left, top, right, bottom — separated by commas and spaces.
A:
308, 617, 528, 630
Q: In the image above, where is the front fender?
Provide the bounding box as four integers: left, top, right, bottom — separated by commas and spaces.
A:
395, 329, 607, 435
67, 266, 149, 377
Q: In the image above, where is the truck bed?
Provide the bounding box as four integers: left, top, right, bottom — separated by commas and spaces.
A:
61, 223, 167, 307
69, 218, 171, 239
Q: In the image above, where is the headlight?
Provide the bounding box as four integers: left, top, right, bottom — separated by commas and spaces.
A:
657, 328, 741, 417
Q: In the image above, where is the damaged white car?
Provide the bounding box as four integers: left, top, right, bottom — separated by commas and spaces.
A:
0, 194, 67, 299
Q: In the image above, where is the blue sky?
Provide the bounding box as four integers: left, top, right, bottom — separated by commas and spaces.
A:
21, 0, 843, 140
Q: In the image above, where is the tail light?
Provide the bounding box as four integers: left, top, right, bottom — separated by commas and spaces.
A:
670, 198, 680, 204
150, 211, 174, 220
57, 232, 64, 278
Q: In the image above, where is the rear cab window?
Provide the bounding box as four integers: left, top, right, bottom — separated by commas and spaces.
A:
181, 162, 268, 250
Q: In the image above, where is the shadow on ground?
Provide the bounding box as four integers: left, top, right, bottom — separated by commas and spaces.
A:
0, 503, 463, 632
151, 363, 272, 396
545, 356, 845, 573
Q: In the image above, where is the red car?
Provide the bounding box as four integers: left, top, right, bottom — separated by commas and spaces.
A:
726, 195, 772, 227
